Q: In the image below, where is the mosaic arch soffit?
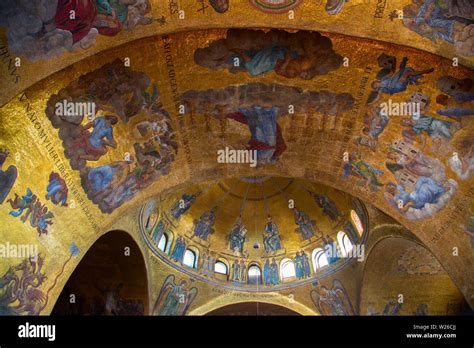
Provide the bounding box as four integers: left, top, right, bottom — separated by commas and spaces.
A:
1, 0, 473, 105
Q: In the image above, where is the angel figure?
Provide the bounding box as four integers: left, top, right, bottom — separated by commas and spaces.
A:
310, 280, 356, 315
152, 275, 197, 316
367, 56, 433, 104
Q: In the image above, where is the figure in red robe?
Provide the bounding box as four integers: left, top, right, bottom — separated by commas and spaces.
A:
225, 106, 287, 165
54, 0, 99, 43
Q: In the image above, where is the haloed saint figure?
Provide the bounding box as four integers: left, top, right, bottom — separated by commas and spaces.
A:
152, 275, 197, 316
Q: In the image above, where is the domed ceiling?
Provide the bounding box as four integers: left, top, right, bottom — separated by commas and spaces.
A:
0, 0, 473, 317
140, 176, 367, 290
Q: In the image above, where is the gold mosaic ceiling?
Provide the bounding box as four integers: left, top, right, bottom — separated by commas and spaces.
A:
140, 176, 368, 289
141, 176, 367, 256
1, 0, 473, 105
0, 0, 473, 311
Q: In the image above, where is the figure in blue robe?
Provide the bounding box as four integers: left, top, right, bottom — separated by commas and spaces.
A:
9, 188, 33, 217
412, 0, 459, 45
170, 193, 199, 220
232, 260, 240, 282
193, 208, 216, 240
151, 219, 166, 244
236, 106, 280, 164
410, 115, 453, 140
437, 107, 474, 117
74, 115, 118, 162
171, 236, 186, 262
95, 0, 129, 23
372, 57, 433, 96
270, 259, 280, 285
391, 176, 446, 210
159, 282, 187, 316
323, 235, 339, 264
294, 208, 317, 240
311, 193, 342, 222
89, 116, 115, 148
295, 252, 304, 279
37, 212, 53, 232
263, 216, 282, 252
228, 216, 247, 253
170, 237, 181, 261
264, 259, 271, 285
88, 164, 118, 193
228, 44, 298, 77
45, 173, 68, 206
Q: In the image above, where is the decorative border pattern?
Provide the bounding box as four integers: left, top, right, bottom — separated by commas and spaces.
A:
250, 0, 302, 13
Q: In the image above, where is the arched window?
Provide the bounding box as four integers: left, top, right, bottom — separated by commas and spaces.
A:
145, 212, 157, 233
183, 249, 198, 269
143, 201, 157, 233
157, 233, 167, 252
337, 231, 353, 257
312, 248, 329, 270
351, 210, 364, 236
248, 265, 262, 285
280, 258, 296, 280
214, 261, 228, 275
158, 231, 173, 255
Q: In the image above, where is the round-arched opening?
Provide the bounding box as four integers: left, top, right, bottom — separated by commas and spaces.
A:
247, 265, 263, 286
312, 248, 329, 271
214, 260, 228, 275
205, 302, 301, 316
51, 231, 148, 315
280, 258, 296, 282
337, 231, 353, 257
183, 248, 199, 269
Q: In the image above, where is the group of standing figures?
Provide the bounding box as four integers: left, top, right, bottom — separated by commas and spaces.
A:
263, 259, 280, 286
200, 252, 215, 277
230, 259, 247, 282
295, 251, 311, 279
